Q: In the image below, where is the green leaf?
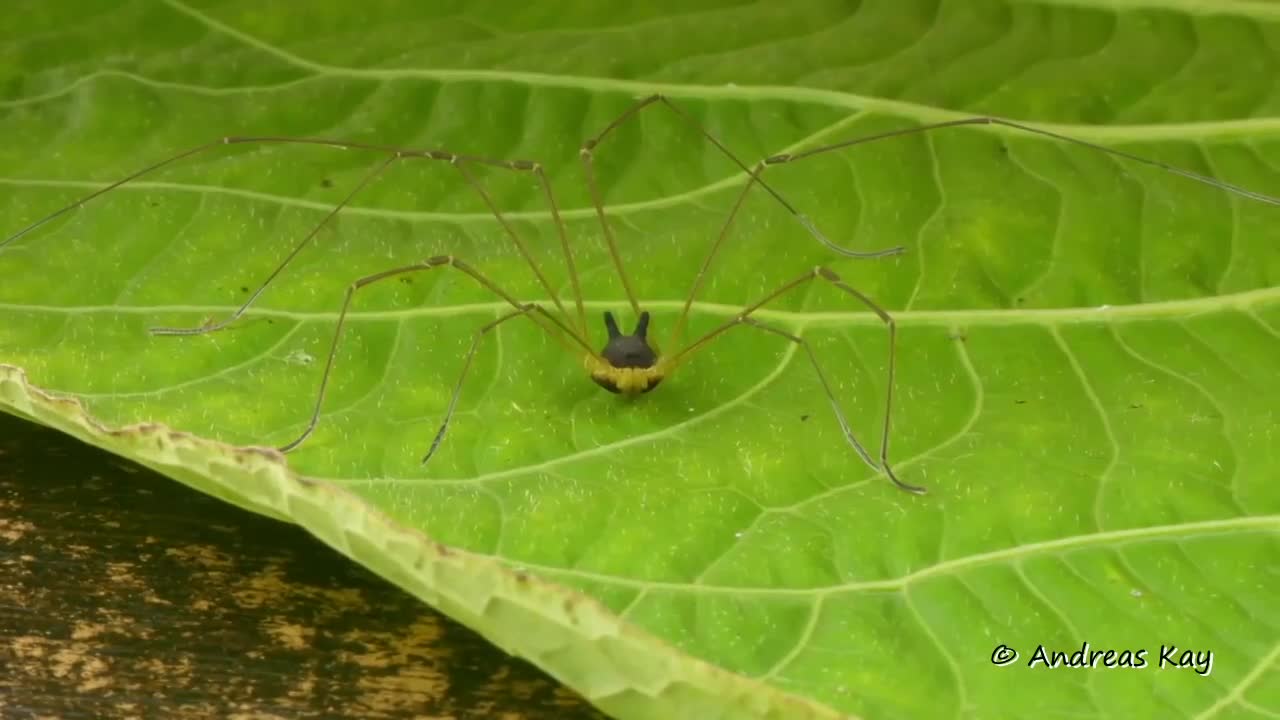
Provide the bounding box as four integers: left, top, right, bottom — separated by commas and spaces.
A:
3, 2, 1279, 718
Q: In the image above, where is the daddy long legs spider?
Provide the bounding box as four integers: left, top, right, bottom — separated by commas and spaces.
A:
5, 94, 1279, 495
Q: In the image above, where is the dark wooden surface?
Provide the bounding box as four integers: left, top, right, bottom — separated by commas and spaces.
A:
0, 411, 609, 719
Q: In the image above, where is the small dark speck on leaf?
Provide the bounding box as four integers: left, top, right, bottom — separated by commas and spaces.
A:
1015, 399, 1027, 405
800, 414, 810, 422
1015, 297, 1026, 305
399, 277, 413, 284
149, 201, 161, 207
240, 286, 249, 293
320, 178, 333, 188
1129, 403, 1144, 410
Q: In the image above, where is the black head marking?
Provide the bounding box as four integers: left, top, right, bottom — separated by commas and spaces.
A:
600, 311, 658, 369
593, 311, 661, 395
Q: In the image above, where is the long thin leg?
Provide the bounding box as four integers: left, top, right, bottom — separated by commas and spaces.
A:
522, 161, 588, 338
665, 163, 759, 350
2, 138, 234, 251
742, 317, 924, 494
151, 152, 399, 335
665, 159, 879, 351
1, 136, 589, 339
577, 95, 905, 321
447, 160, 583, 338
662, 265, 922, 494
278, 254, 597, 454
763, 116, 1280, 207
421, 304, 537, 465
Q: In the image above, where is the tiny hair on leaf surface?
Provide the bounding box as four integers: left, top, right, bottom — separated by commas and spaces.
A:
2, 3, 1280, 719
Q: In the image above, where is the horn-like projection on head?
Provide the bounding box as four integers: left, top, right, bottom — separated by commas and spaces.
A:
592, 311, 661, 394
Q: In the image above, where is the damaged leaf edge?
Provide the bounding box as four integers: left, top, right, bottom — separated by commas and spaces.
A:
0, 362, 852, 720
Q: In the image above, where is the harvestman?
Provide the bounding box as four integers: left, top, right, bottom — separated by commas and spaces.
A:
4, 95, 1279, 494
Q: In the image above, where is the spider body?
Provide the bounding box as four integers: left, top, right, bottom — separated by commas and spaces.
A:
588, 311, 663, 395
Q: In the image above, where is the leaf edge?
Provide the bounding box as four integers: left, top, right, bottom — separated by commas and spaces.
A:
0, 361, 854, 720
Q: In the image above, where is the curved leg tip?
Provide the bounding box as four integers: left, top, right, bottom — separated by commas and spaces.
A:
885, 465, 927, 495
148, 324, 210, 337
422, 426, 449, 465
276, 433, 309, 455
149, 315, 230, 336
421, 441, 442, 466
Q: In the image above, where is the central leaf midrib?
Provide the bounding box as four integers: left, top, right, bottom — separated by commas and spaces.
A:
3, 286, 1274, 327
